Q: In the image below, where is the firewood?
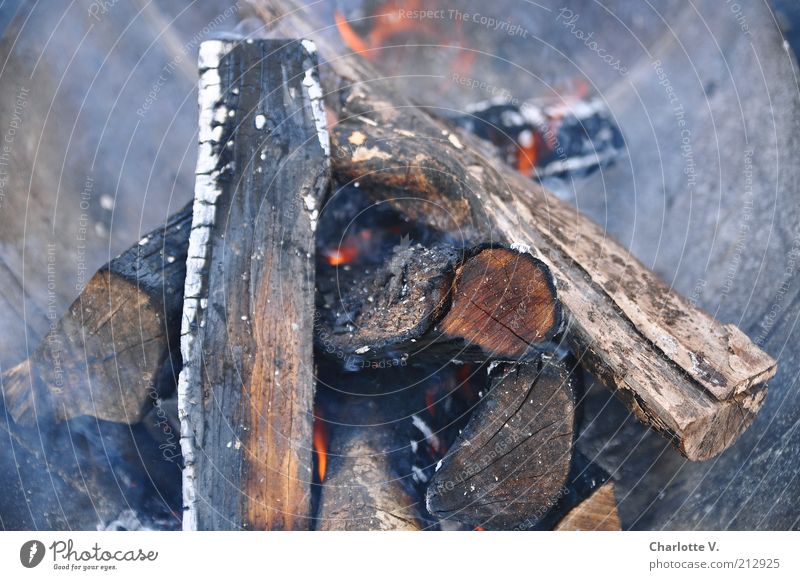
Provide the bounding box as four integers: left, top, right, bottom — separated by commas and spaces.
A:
317, 243, 561, 364
315, 398, 424, 531
252, 0, 777, 460
0, 203, 191, 427
178, 39, 330, 530
555, 481, 621, 531
426, 358, 574, 530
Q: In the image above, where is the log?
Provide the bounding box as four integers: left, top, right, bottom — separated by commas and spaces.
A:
317, 243, 561, 364
1, 203, 191, 426
555, 481, 621, 531
253, 0, 776, 460
426, 357, 575, 530
315, 397, 424, 531
178, 39, 330, 530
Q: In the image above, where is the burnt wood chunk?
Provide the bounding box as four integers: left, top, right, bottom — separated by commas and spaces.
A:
315, 399, 424, 531
555, 481, 621, 531
178, 40, 330, 530
426, 358, 574, 530
252, 2, 776, 459
318, 244, 560, 363
1, 203, 191, 426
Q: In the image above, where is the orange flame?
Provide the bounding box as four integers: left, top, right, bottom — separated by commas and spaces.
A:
313, 413, 328, 482
474, 526, 486, 531
335, 1, 473, 77
325, 243, 359, 266
516, 132, 538, 175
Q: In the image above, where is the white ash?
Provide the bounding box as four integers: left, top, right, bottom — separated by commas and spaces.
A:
178, 39, 232, 532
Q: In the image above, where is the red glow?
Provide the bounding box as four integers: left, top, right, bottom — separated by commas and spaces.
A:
325, 244, 360, 266
313, 412, 328, 482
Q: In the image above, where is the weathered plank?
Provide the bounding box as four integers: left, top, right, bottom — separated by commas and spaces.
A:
555, 481, 621, 531
178, 39, 330, 530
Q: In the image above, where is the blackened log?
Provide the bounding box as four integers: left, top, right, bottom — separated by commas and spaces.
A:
178, 39, 330, 530
315, 398, 424, 531
317, 243, 560, 365
250, 0, 776, 460
1, 203, 191, 426
426, 357, 574, 530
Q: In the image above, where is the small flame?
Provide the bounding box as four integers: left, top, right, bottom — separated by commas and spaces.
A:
474, 526, 486, 531
325, 243, 359, 266
335, 2, 474, 77
516, 130, 538, 175
425, 390, 436, 417
313, 412, 328, 482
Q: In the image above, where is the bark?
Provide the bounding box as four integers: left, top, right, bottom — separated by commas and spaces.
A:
178, 39, 330, 530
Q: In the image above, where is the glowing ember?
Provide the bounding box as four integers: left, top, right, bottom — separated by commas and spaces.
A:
313, 413, 328, 482
325, 244, 359, 266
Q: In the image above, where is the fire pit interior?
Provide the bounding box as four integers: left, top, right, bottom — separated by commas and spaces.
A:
0, 0, 797, 532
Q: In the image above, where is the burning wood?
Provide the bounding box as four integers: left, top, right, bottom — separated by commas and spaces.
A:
426, 358, 574, 530
315, 397, 425, 531
317, 243, 561, 364
255, 0, 776, 460
178, 39, 330, 530
1, 203, 190, 426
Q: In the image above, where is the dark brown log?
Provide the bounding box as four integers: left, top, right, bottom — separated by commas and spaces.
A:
426, 357, 574, 530
252, 0, 776, 460
555, 481, 621, 531
0, 203, 191, 427
315, 398, 424, 531
317, 243, 560, 364
178, 39, 330, 530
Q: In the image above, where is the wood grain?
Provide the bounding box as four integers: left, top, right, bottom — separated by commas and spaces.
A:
178, 39, 330, 530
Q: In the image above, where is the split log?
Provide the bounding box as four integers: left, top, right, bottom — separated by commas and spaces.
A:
178, 39, 330, 530
317, 243, 561, 364
555, 481, 621, 531
253, 0, 777, 460
1, 203, 191, 426
315, 398, 424, 531
426, 358, 574, 530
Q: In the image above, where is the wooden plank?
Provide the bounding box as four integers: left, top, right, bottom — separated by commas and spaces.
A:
555, 481, 621, 531
178, 39, 330, 530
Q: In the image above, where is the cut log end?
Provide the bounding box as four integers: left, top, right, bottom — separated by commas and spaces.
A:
318, 244, 561, 363
426, 357, 574, 529
439, 247, 561, 359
